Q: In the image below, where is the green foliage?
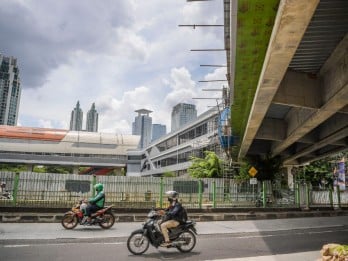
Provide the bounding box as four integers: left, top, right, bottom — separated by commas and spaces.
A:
188, 151, 222, 178
234, 161, 252, 182
302, 159, 333, 186
163, 171, 176, 177
45, 165, 73, 174
0, 164, 26, 172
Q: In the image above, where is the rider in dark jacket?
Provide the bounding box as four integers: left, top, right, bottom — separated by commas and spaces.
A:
160, 190, 184, 247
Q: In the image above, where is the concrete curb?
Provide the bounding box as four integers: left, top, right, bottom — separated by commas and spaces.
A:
1, 209, 348, 223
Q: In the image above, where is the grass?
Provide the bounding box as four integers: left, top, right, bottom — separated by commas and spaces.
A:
231, 0, 279, 141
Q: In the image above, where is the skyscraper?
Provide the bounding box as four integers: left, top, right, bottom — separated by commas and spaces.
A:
132, 109, 152, 149
171, 103, 197, 132
152, 123, 166, 142
86, 102, 98, 132
0, 54, 21, 126
70, 101, 83, 131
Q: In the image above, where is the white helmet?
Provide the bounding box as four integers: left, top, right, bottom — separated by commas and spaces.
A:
165, 190, 179, 199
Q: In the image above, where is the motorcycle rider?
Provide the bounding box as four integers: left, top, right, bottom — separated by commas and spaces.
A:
84, 183, 105, 224
159, 190, 185, 247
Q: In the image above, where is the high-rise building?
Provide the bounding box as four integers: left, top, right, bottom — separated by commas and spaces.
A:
132, 109, 152, 149
86, 102, 98, 132
171, 103, 197, 132
0, 54, 21, 126
152, 123, 166, 142
70, 101, 83, 131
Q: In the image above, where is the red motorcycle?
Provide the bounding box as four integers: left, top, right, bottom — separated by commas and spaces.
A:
61, 201, 115, 229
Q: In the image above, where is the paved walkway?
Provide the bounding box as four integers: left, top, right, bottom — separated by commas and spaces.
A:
1, 208, 347, 223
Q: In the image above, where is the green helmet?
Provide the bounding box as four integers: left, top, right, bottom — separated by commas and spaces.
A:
94, 183, 104, 192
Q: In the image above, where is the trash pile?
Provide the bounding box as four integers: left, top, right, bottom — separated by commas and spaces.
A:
319, 244, 348, 261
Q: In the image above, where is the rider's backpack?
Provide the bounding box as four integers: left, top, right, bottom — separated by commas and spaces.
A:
179, 206, 188, 223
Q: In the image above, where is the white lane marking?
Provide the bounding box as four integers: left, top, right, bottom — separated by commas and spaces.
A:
3, 242, 125, 248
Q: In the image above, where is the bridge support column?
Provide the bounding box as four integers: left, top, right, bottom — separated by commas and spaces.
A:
26, 164, 33, 172
73, 166, 79, 175
287, 166, 294, 191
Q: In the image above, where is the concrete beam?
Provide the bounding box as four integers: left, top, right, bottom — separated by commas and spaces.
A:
274, 70, 320, 109
255, 118, 286, 141
238, 0, 319, 159
272, 34, 348, 155
283, 125, 348, 164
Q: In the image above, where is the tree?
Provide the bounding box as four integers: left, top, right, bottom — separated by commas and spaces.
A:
302, 159, 333, 187
188, 151, 222, 178
234, 161, 252, 183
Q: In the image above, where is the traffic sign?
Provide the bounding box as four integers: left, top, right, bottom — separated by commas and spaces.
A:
248, 166, 258, 177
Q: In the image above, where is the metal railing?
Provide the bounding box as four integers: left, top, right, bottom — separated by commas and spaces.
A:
0, 171, 345, 209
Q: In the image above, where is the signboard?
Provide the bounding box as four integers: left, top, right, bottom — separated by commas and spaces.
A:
248, 166, 258, 177
173, 180, 204, 193
250, 178, 257, 185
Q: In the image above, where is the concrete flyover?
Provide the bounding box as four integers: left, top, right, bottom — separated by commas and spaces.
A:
226, 0, 348, 165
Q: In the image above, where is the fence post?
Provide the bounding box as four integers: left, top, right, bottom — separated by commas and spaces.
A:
159, 177, 164, 208
212, 181, 216, 208
336, 185, 341, 209
305, 183, 310, 210
92, 175, 97, 197
198, 180, 202, 209
12, 172, 20, 206
295, 182, 300, 208
329, 185, 333, 208
262, 181, 266, 208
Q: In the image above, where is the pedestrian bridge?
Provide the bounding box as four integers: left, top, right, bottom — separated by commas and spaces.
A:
0, 125, 140, 172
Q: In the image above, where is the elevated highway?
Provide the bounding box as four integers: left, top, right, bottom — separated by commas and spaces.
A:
225, 0, 348, 165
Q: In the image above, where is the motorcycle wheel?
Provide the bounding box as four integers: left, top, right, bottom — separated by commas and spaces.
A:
176, 230, 196, 253
99, 213, 115, 229
61, 213, 78, 229
127, 232, 150, 255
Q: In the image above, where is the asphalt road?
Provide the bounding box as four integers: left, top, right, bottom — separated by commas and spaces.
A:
1, 216, 348, 260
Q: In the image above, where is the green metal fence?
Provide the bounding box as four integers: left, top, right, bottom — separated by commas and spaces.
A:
0, 171, 345, 209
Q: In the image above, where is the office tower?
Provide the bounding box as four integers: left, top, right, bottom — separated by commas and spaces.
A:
171, 103, 197, 132
86, 102, 98, 132
132, 109, 152, 149
70, 101, 83, 131
0, 54, 21, 126
152, 123, 166, 142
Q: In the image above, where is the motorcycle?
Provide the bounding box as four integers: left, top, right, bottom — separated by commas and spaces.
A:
127, 208, 197, 255
61, 201, 115, 229
0, 190, 13, 200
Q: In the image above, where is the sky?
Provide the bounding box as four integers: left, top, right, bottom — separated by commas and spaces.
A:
1, 0, 227, 134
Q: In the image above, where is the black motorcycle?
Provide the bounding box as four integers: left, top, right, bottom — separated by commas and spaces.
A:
127, 208, 197, 255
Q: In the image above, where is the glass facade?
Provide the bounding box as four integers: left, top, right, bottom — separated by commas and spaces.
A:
0, 55, 21, 126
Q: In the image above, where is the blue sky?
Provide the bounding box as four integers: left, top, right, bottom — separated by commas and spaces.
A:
1, 0, 227, 134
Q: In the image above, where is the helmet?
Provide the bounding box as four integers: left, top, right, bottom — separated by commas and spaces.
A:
94, 183, 104, 192
165, 190, 178, 200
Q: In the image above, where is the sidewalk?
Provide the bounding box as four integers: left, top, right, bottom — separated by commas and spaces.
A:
1, 208, 347, 223
207, 251, 319, 261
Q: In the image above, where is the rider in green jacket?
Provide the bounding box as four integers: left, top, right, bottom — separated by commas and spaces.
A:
85, 183, 105, 223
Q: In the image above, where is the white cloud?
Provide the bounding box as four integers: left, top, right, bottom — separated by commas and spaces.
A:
1, 0, 226, 134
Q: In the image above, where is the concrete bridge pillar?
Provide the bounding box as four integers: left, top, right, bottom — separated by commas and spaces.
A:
73, 166, 79, 175
287, 166, 294, 191
26, 164, 33, 172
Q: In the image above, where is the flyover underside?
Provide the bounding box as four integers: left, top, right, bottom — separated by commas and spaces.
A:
236, 0, 348, 165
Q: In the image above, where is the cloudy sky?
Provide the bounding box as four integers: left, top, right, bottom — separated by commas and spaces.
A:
1, 0, 227, 134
